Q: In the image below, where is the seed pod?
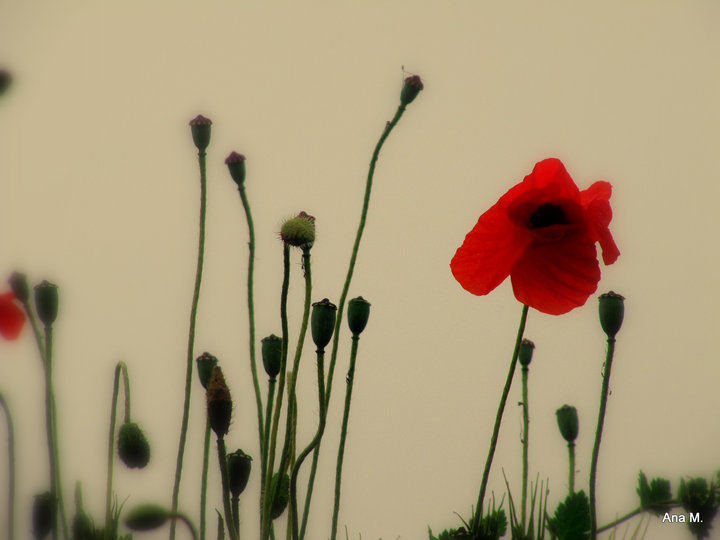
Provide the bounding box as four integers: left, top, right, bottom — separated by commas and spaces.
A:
34, 280, 58, 326
311, 298, 337, 349
227, 449, 253, 497
196, 352, 218, 390
207, 366, 232, 437
261, 335, 282, 379
117, 422, 151, 469
225, 151, 246, 187
400, 74, 424, 106
33, 492, 55, 540
189, 114, 212, 151
598, 291, 625, 338
347, 296, 370, 336
8, 272, 29, 303
555, 405, 579, 444
518, 339, 535, 367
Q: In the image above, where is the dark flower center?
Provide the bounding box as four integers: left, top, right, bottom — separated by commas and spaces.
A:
528, 203, 568, 229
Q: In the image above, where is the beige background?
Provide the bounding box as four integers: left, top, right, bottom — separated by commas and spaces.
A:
2, 2, 719, 539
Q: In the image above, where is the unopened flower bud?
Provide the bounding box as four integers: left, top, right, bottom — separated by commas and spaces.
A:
518, 339, 535, 367
196, 352, 218, 390
261, 335, 282, 379
280, 212, 315, 248
124, 503, 170, 531
189, 114, 212, 152
34, 280, 58, 326
311, 298, 337, 349
227, 449, 253, 497
225, 151, 246, 187
347, 296, 370, 336
400, 74, 424, 106
33, 492, 55, 540
599, 291, 625, 338
207, 366, 232, 437
9, 272, 29, 303
270, 472, 290, 519
117, 422, 151, 469
555, 404, 579, 444
72, 509, 94, 539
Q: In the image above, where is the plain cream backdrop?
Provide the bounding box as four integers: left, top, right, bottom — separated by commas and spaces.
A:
2, 2, 719, 539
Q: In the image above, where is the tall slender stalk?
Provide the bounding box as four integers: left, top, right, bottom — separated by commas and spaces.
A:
105, 361, 131, 538
0, 393, 15, 540
567, 442, 576, 495
261, 377, 277, 502
520, 363, 530, 529
199, 419, 211, 540
170, 147, 209, 540
217, 437, 239, 540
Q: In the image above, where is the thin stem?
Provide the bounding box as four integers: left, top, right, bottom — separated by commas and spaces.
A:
170, 149, 208, 540
231, 496, 239, 540
199, 419, 212, 540
290, 349, 326, 540
105, 362, 130, 538
521, 365, 529, 529
597, 506, 644, 533
0, 393, 15, 540
330, 335, 360, 540
217, 437, 239, 540
238, 183, 264, 455
471, 304, 529, 532
261, 379, 277, 501
568, 442, 575, 495
589, 337, 616, 540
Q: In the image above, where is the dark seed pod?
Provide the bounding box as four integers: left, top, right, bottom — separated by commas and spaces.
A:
33, 491, 55, 540
311, 298, 337, 350
117, 422, 151, 469
261, 335, 282, 379
400, 74, 424, 106
347, 296, 370, 336
34, 280, 59, 326
189, 114, 212, 152
598, 291, 625, 338
225, 151, 246, 187
227, 449, 253, 497
555, 405, 579, 444
518, 339, 535, 367
8, 272, 29, 303
196, 352, 218, 390
270, 472, 290, 519
207, 366, 232, 437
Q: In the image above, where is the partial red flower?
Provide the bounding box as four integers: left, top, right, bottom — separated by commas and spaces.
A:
451, 158, 620, 315
0, 291, 26, 339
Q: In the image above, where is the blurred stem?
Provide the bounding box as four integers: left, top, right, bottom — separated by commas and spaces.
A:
330, 335, 360, 540
521, 364, 529, 529
589, 337, 617, 540
261, 378, 277, 506
0, 393, 15, 540
200, 419, 212, 540
217, 437, 239, 540
170, 148, 208, 540
105, 361, 131, 538
170, 512, 200, 540
471, 304, 529, 532
567, 442, 575, 495
597, 506, 644, 533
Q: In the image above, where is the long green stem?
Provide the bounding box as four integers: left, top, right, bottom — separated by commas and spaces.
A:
199, 419, 211, 540
217, 437, 239, 540
0, 393, 15, 540
568, 442, 575, 495
471, 304, 529, 532
231, 496, 240, 540
261, 379, 277, 502
105, 362, 131, 538
330, 335, 360, 540
521, 364, 529, 529
597, 506, 644, 533
237, 184, 264, 454
589, 337, 616, 540
170, 149, 208, 540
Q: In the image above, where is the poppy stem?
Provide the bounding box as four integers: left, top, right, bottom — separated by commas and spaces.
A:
567, 442, 575, 496
589, 336, 617, 540
472, 303, 529, 532
0, 393, 15, 540
199, 419, 211, 540
105, 361, 131, 538
217, 437, 239, 540
520, 363, 530, 529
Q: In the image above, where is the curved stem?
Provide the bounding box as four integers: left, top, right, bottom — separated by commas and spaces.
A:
105, 361, 131, 538
172, 512, 200, 540
521, 365, 529, 529
199, 419, 211, 540
597, 506, 644, 533
589, 337, 616, 540
170, 149, 208, 540
472, 304, 529, 532
217, 437, 239, 540
0, 393, 15, 540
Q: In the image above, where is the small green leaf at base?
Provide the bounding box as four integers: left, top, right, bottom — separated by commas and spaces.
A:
547, 491, 591, 540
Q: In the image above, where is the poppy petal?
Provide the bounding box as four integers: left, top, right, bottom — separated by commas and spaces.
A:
581, 181, 620, 265
523, 158, 581, 202
0, 294, 25, 340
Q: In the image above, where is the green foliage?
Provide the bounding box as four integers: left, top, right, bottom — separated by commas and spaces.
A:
636, 471, 673, 516
546, 491, 590, 540
428, 507, 507, 540
679, 475, 720, 539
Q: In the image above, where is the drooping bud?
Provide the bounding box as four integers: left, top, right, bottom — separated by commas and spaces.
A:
598, 291, 625, 338
555, 405, 579, 444
518, 339, 535, 367
270, 472, 290, 519
34, 280, 58, 326
8, 272, 29, 303
261, 335, 282, 379
207, 366, 232, 437
347, 296, 370, 336
189, 114, 212, 152
227, 449, 253, 497
124, 503, 170, 531
225, 151, 246, 188
196, 352, 218, 390
279, 212, 315, 249
311, 298, 337, 350
400, 74, 424, 106
117, 422, 151, 469
32, 492, 55, 540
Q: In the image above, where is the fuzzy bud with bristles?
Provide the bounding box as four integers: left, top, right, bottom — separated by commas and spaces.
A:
225, 151, 246, 188
280, 212, 315, 249
189, 114, 212, 151
117, 422, 151, 469
207, 366, 232, 437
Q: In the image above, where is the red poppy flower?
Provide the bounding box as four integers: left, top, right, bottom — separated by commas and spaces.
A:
451, 158, 619, 315
0, 291, 26, 339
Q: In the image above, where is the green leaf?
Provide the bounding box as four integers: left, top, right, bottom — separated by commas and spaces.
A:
679, 476, 720, 539
637, 470, 673, 516
546, 491, 591, 540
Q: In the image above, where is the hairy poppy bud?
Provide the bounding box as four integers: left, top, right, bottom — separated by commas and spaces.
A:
196, 352, 218, 390
34, 280, 58, 326
555, 405, 579, 444
518, 339, 535, 367
227, 449, 253, 497
33, 492, 55, 540
261, 335, 282, 379
280, 212, 315, 248
311, 298, 337, 350
599, 291, 625, 338
8, 272, 29, 303
117, 422, 151, 469
124, 503, 170, 531
347, 296, 370, 336
400, 74, 423, 106
270, 472, 290, 519
189, 114, 212, 152
225, 151, 246, 187
207, 366, 232, 437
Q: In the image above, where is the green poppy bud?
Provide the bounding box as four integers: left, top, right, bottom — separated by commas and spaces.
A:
555, 404, 579, 444
311, 298, 337, 350
124, 503, 170, 531
189, 114, 212, 152
280, 212, 315, 249
598, 291, 625, 338
196, 352, 218, 390
33, 492, 55, 540
261, 335, 282, 379
400, 74, 424, 106
72, 509, 94, 540
34, 280, 58, 326
347, 296, 370, 336
207, 366, 232, 437
227, 449, 253, 497
117, 422, 151, 469
270, 472, 290, 519
518, 339, 535, 367
8, 272, 29, 303
0, 69, 11, 95
225, 151, 246, 187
